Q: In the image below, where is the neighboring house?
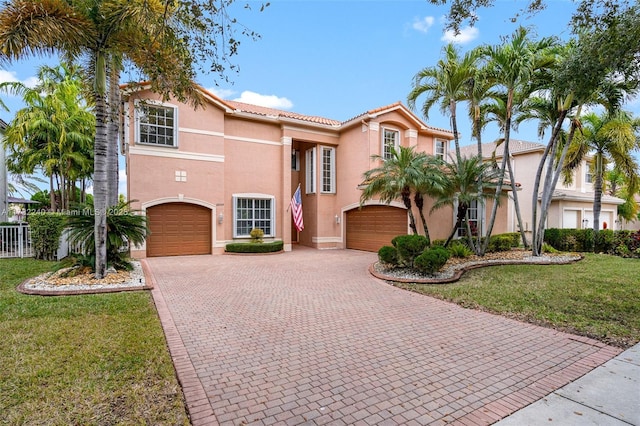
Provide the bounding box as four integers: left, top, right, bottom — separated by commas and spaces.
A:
460, 140, 625, 236
122, 84, 511, 258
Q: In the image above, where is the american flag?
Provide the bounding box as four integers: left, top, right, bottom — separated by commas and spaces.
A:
290, 185, 304, 232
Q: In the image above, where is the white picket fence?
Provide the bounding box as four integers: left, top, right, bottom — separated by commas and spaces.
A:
0, 223, 33, 258
0, 224, 85, 260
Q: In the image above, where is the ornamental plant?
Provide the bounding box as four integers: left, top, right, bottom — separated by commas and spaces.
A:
27, 213, 65, 260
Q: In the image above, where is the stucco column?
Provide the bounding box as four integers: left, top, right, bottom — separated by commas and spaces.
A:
405, 129, 418, 148
282, 136, 293, 251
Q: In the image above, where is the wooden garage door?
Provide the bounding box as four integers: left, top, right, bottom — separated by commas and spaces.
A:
346, 206, 408, 252
146, 203, 212, 257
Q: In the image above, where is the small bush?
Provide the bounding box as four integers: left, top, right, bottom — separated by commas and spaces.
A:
392, 234, 428, 267
594, 229, 615, 253
378, 245, 399, 266
225, 241, 283, 253
542, 243, 558, 253
449, 242, 473, 258
249, 228, 264, 243
414, 246, 450, 274
487, 234, 513, 252
27, 213, 66, 260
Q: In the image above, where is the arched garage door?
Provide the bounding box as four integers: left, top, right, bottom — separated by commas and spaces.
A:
146, 202, 212, 257
346, 205, 408, 252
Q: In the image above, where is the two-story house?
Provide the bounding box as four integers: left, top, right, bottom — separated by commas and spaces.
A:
460, 140, 625, 235
122, 84, 513, 258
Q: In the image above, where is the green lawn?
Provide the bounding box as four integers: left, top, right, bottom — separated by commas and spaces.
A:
0, 258, 189, 425
395, 253, 640, 348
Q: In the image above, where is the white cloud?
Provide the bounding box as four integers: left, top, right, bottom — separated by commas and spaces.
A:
0, 70, 39, 89
412, 16, 435, 33
441, 26, 480, 44
233, 91, 293, 109
206, 87, 236, 99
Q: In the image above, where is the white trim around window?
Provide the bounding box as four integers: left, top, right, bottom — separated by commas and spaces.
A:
321, 146, 336, 194
134, 100, 178, 148
306, 147, 316, 194
435, 139, 448, 160
381, 127, 400, 160
232, 194, 276, 238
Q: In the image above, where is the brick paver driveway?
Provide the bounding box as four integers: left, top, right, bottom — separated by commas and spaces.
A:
145, 247, 620, 426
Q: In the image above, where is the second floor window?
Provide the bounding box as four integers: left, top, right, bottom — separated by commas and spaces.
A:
321, 147, 336, 193
435, 139, 447, 160
137, 103, 177, 147
382, 128, 399, 160
585, 169, 593, 184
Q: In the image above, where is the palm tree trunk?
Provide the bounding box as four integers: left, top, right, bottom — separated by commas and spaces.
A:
445, 203, 467, 247
531, 109, 568, 255
593, 153, 605, 237
503, 106, 529, 248
49, 176, 56, 212
414, 192, 431, 244
93, 51, 109, 279
402, 188, 418, 235
107, 63, 120, 207
450, 100, 462, 163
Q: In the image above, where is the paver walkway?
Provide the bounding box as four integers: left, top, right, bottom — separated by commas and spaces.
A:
146, 247, 621, 426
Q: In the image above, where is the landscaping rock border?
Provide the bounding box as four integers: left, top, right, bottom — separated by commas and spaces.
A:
370, 251, 583, 284
17, 260, 153, 296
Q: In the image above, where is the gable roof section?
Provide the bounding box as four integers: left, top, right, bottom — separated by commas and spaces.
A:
225, 100, 341, 127
460, 139, 546, 159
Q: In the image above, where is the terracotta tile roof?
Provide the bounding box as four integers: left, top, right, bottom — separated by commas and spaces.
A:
225, 100, 341, 126
460, 139, 546, 158
544, 189, 625, 204
343, 102, 454, 135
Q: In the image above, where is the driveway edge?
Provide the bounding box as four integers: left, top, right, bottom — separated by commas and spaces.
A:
143, 259, 219, 426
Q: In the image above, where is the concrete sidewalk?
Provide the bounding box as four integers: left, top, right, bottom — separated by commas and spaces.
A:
495, 343, 639, 425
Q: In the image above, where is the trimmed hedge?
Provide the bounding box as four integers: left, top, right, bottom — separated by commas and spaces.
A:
27, 213, 65, 260
544, 228, 640, 257
378, 245, 399, 266
225, 240, 284, 253
392, 234, 428, 267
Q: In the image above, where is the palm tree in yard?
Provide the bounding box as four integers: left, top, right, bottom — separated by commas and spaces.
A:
0, 0, 254, 277
1, 63, 94, 212
563, 111, 640, 232
408, 44, 480, 163
431, 155, 502, 252
480, 26, 558, 251
360, 146, 437, 237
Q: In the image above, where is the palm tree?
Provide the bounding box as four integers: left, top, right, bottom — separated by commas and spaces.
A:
1, 63, 94, 212
481, 26, 558, 251
408, 44, 480, 163
564, 110, 640, 232
0, 0, 212, 277
431, 155, 502, 251
360, 146, 435, 237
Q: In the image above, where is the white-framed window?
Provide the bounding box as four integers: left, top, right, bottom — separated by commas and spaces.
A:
585, 169, 593, 184
382, 128, 399, 160
435, 139, 447, 160
135, 101, 178, 147
306, 147, 316, 194
233, 194, 275, 238
457, 200, 480, 237
291, 150, 300, 171
321, 146, 336, 194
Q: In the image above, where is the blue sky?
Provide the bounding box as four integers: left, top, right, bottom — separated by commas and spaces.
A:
1, 0, 638, 195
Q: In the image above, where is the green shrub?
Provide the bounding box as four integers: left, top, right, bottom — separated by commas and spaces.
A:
594, 229, 615, 253
500, 232, 521, 247
225, 241, 284, 253
249, 228, 264, 243
542, 242, 558, 253
449, 242, 473, 258
392, 234, 428, 267
414, 246, 450, 274
27, 213, 66, 261
378, 245, 399, 266
487, 234, 513, 252
65, 202, 148, 270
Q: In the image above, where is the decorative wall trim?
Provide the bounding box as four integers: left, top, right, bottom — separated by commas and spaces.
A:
129, 145, 224, 162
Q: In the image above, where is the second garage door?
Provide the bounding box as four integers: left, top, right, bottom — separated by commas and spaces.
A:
146, 202, 212, 257
346, 205, 408, 252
